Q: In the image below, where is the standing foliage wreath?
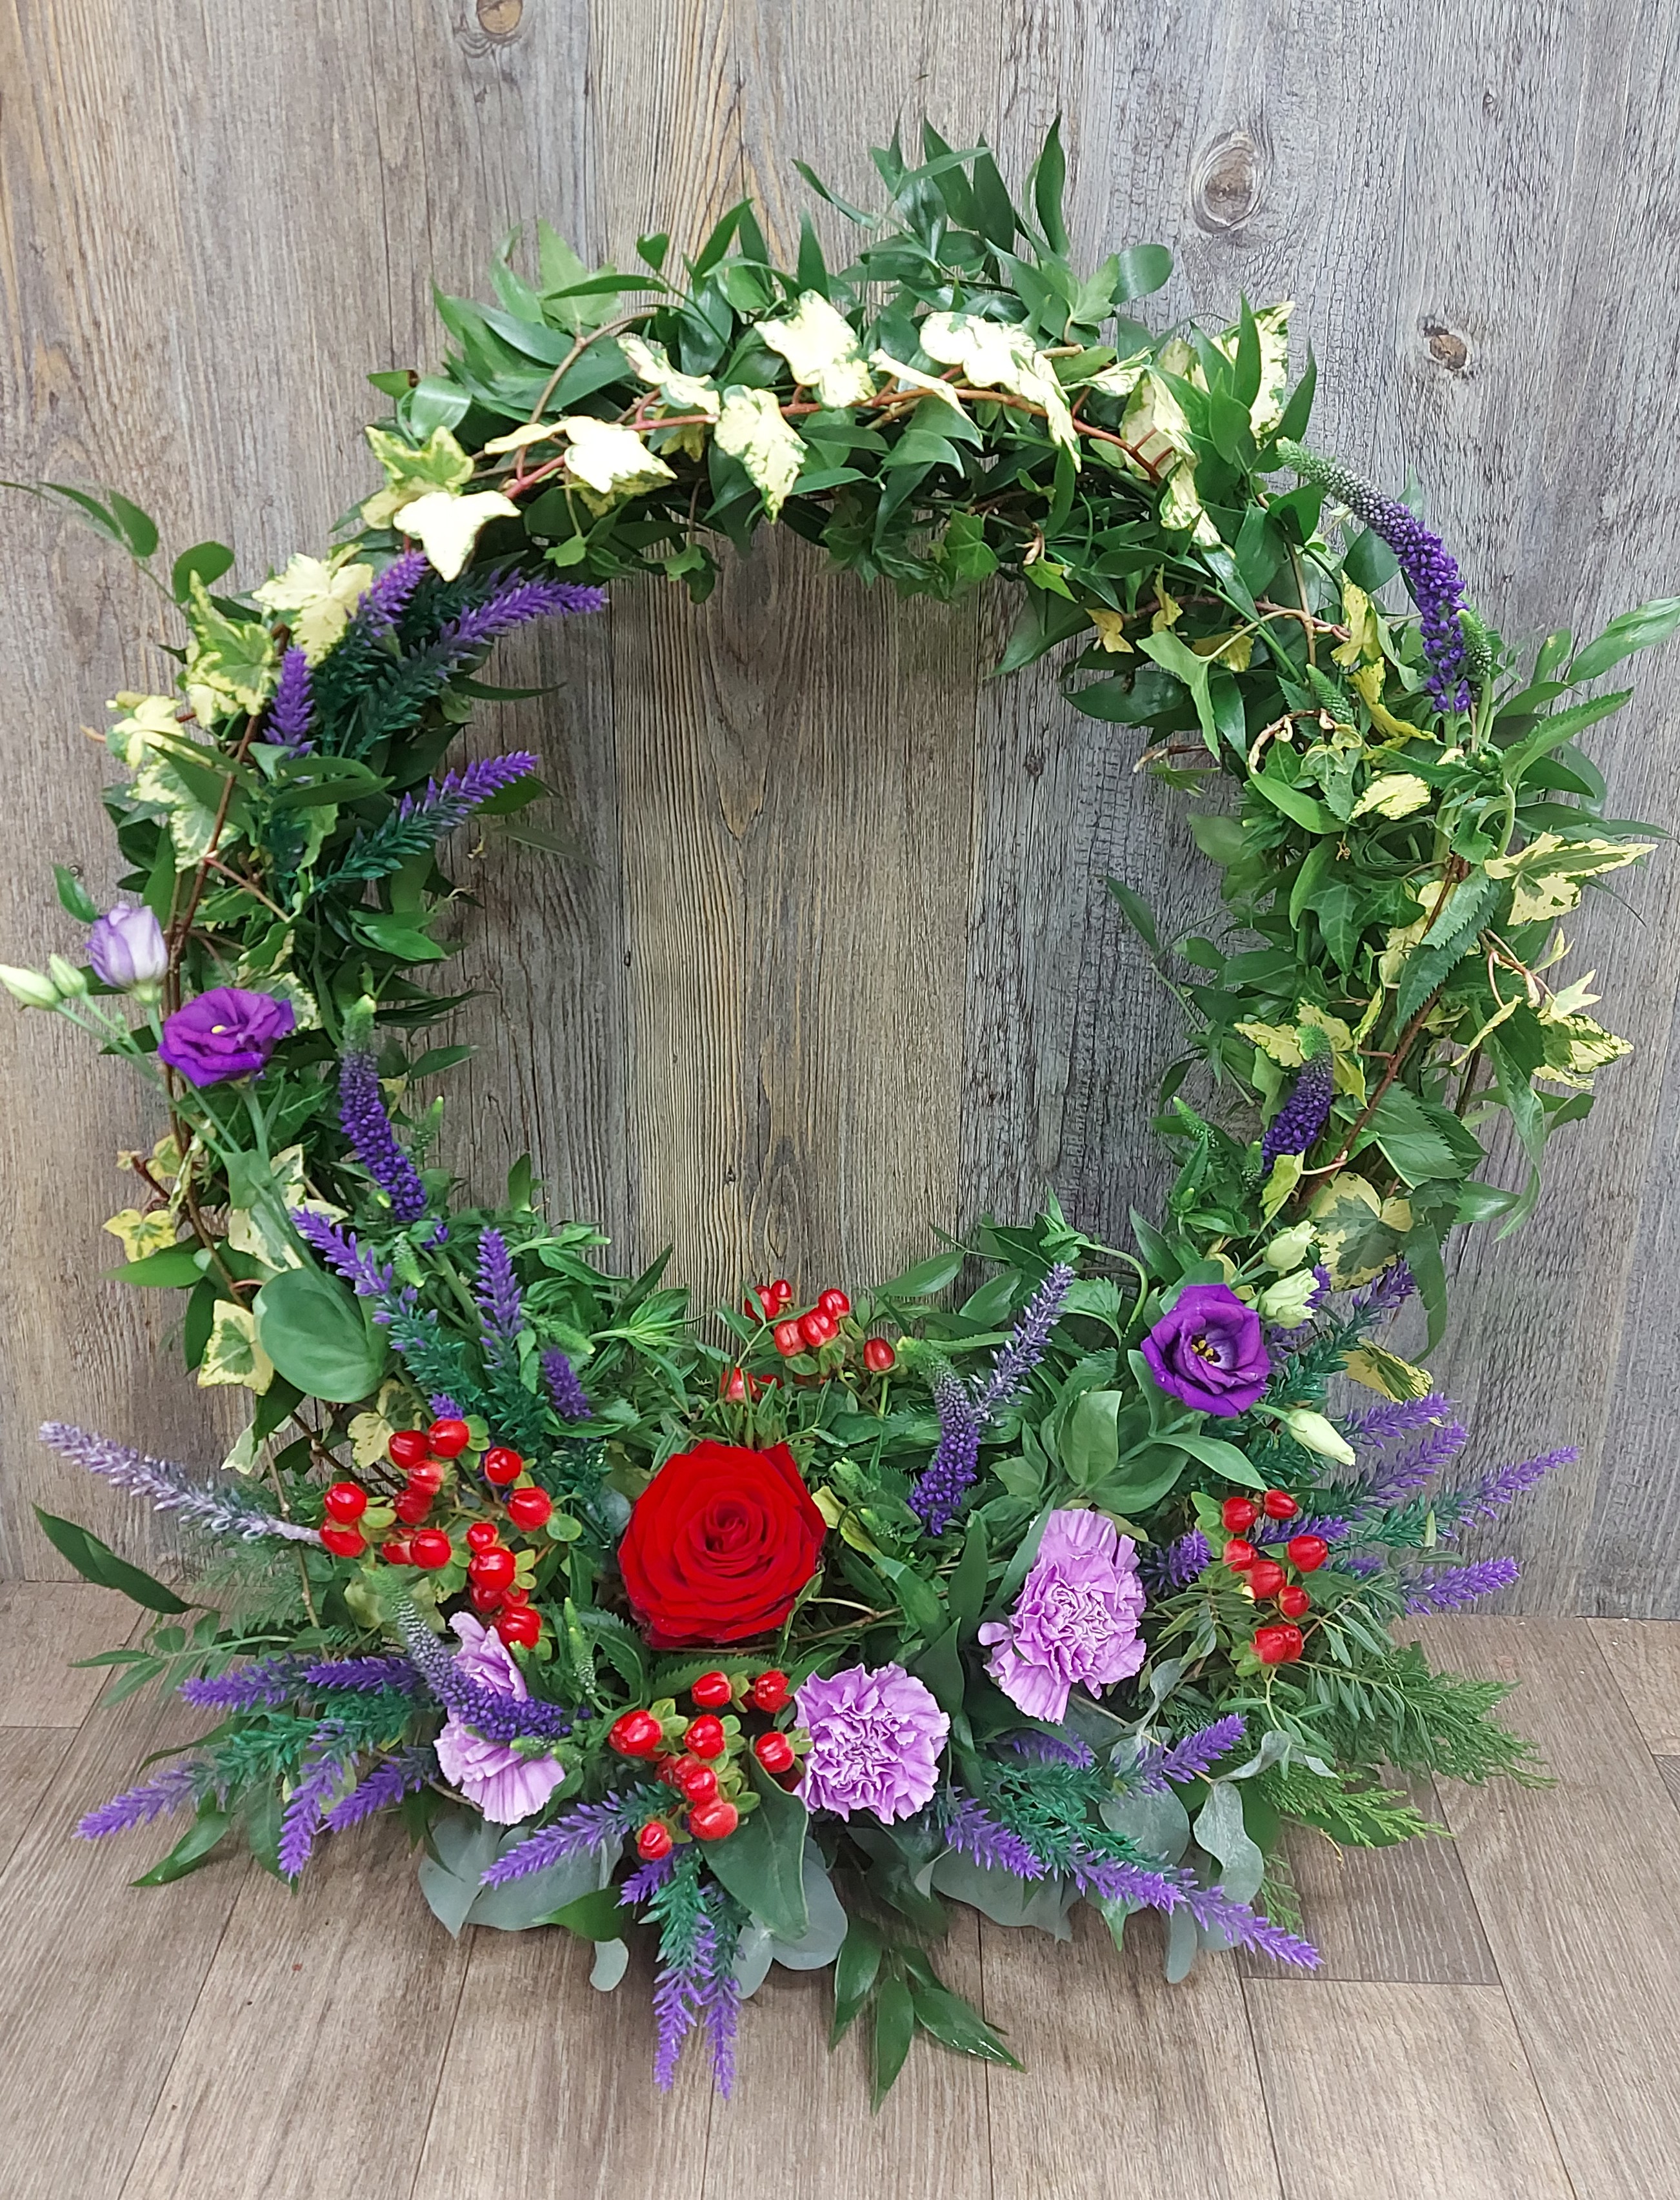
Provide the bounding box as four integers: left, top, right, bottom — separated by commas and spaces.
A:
8, 124, 1675, 2101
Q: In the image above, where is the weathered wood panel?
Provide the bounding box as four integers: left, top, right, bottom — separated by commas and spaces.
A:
2, 0, 1678, 1613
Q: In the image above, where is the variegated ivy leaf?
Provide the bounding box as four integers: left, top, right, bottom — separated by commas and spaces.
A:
253, 553, 374, 664
236, 969, 321, 1032
227, 1143, 313, 1271
1350, 660, 1421, 742
1189, 629, 1254, 671
618, 332, 723, 421
362, 424, 474, 529
758, 293, 874, 409
1087, 607, 1134, 654
103, 1208, 181, 1261
106, 691, 183, 764
1208, 302, 1294, 434
1310, 1174, 1412, 1288
481, 421, 563, 456
714, 387, 807, 520
399, 489, 521, 581
185, 576, 277, 716
1342, 1341, 1435, 1400
1330, 577, 1382, 669
868, 350, 969, 414
559, 417, 677, 512
1081, 349, 1151, 400
919, 311, 1079, 459
197, 1300, 275, 1395
1535, 1005, 1633, 1085
1236, 1018, 1308, 1069
129, 743, 227, 869
1351, 771, 1432, 821
1485, 832, 1655, 926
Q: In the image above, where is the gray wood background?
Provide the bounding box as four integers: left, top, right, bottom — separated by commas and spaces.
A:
2, 0, 1676, 1615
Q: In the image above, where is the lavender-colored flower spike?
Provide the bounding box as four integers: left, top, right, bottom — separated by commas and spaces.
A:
479, 1796, 635, 1888
1132, 1714, 1247, 1791
619, 1850, 677, 1908
1456, 1446, 1577, 1525
910, 1263, 1074, 1533
1405, 1558, 1521, 1613
77, 1760, 201, 1839
321, 1746, 435, 1832
179, 1655, 305, 1710
356, 549, 429, 636
435, 574, 606, 657
277, 1725, 357, 1879
39, 1422, 323, 1546
1145, 1527, 1212, 1593
337, 1050, 428, 1222
1352, 1258, 1416, 1322
268, 646, 314, 754
1347, 1389, 1457, 1449
301, 1656, 423, 1694
1261, 1053, 1334, 1168
393, 1600, 574, 1743
1277, 441, 1472, 712
475, 1226, 523, 1347
395, 752, 540, 840
939, 1791, 1046, 1880
289, 1208, 399, 1302
541, 1347, 590, 1422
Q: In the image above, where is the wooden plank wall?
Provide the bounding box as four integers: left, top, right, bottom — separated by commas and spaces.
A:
2, 0, 1677, 1613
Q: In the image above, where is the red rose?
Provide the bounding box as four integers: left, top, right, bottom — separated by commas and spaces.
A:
617, 1440, 826, 1648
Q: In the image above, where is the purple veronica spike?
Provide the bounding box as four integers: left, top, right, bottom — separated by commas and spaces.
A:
1352, 1258, 1417, 1321
541, 1348, 591, 1422
395, 1602, 576, 1744
1004, 1731, 1096, 1769
301, 1657, 422, 1694
695, 1908, 741, 2097
1405, 1558, 1521, 1613
393, 751, 541, 840
77, 1761, 201, 1839
269, 647, 314, 754
910, 1265, 1075, 1535
653, 1950, 699, 2090
1261, 1053, 1334, 1167
939, 1791, 1046, 1879
39, 1422, 323, 1546
435, 574, 605, 657
179, 1656, 305, 1709
278, 1725, 356, 1878
974, 1262, 1076, 1415
1277, 442, 1472, 712
620, 1850, 678, 1908
1455, 1446, 1577, 1525
288, 1208, 398, 1300
1294, 1514, 1355, 1544
1346, 1553, 1384, 1577
357, 549, 428, 636
475, 1227, 523, 1347
1145, 1527, 1212, 1592
478, 1796, 634, 1888
337, 1051, 428, 1222
1133, 1714, 1248, 1791
321, 1746, 435, 1832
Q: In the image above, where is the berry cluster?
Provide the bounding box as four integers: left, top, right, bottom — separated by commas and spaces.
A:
723, 1277, 896, 1398
1220, 1490, 1328, 1665
608, 1668, 803, 1853
321, 1415, 559, 1651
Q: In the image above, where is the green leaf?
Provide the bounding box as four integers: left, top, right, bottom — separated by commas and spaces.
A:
872, 1973, 917, 2108
909, 1979, 1023, 2068
543, 1888, 628, 1941
54, 864, 99, 923
947, 1516, 990, 1635
131, 1805, 231, 1886
1113, 243, 1173, 303
1092, 1443, 1192, 1513
33, 1508, 190, 1613
910, 1621, 966, 1716
170, 541, 235, 602
1106, 877, 1158, 949
1361, 1085, 1481, 1187
106, 491, 159, 560
831, 1915, 883, 2044
1566, 598, 1680, 683
1165, 1433, 1266, 1488
1059, 1388, 1122, 1488
104, 1243, 205, 1289
877, 1249, 963, 1298
874, 1551, 946, 1640
1030, 117, 1070, 256
253, 1264, 389, 1403
704, 1758, 810, 1943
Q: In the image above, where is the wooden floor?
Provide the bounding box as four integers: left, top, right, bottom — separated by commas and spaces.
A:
1, 1599, 1676, 2199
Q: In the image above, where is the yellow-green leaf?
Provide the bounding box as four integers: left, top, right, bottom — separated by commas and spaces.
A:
253, 554, 374, 665
363, 425, 474, 527
398, 490, 521, 581
559, 416, 679, 510
198, 1300, 275, 1395
1351, 772, 1432, 821
1342, 1342, 1434, 1400
618, 333, 723, 421
103, 1209, 180, 1261
714, 387, 807, 520
759, 292, 874, 409
919, 311, 1079, 459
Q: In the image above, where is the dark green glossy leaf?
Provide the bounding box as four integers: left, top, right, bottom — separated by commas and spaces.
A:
33, 1508, 191, 1613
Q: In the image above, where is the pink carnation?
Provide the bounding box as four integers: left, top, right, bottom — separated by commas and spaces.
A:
794, 1662, 948, 1822
978, 1508, 1146, 1722
432, 1614, 566, 1826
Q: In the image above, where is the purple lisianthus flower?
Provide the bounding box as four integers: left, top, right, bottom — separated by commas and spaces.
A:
86, 904, 168, 994
432, 1614, 566, 1826
794, 1663, 948, 1823
1141, 1283, 1269, 1417
977, 1508, 1146, 1722
157, 986, 295, 1087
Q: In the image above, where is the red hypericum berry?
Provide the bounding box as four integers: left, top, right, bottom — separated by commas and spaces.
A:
1287, 1535, 1329, 1573
691, 1671, 734, 1710
501, 1582, 530, 1606
409, 1529, 453, 1570
469, 1582, 505, 1613
748, 1670, 790, 1713
754, 1286, 781, 1322
817, 1288, 851, 1320
862, 1337, 896, 1374
1262, 1488, 1301, 1521
427, 1417, 471, 1458
323, 1481, 368, 1524
466, 1520, 501, 1554
770, 1278, 794, 1307
1248, 1559, 1287, 1600
506, 1486, 554, 1531
388, 1430, 432, 1471
658, 1753, 701, 1789
1221, 1496, 1259, 1532
406, 1460, 445, 1496
772, 1319, 805, 1358
610, 1710, 665, 1759
683, 1715, 726, 1760
379, 1539, 414, 1566
722, 1366, 752, 1403
677, 1763, 719, 1805
320, 1524, 366, 1559
1277, 1585, 1312, 1620
392, 1489, 432, 1526
804, 1311, 840, 1349
1254, 1624, 1301, 1666
636, 1821, 675, 1862
468, 1548, 516, 1591
754, 1731, 796, 1775
687, 1798, 739, 1842
496, 1606, 541, 1650
482, 1446, 523, 1487
1224, 1538, 1258, 1571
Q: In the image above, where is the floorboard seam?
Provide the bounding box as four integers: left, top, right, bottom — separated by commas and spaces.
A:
403, 1922, 478, 2200
1236, 1973, 1292, 2200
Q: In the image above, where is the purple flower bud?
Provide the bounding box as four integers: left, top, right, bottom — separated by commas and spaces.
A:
86, 905, 168, 993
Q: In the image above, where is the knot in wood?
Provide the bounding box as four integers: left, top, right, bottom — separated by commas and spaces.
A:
476, 0, 523, 36
1192, 132, 1262, 233
1424, 321, 1470, 375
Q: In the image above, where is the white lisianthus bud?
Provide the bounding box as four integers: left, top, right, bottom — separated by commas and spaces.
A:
1263, 1222, 1315, 1271
0, 963, 64, 1009
1257, 1270, 1321, 1328
46, 953, 89, 997
1277, 1406, 1357, 1466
